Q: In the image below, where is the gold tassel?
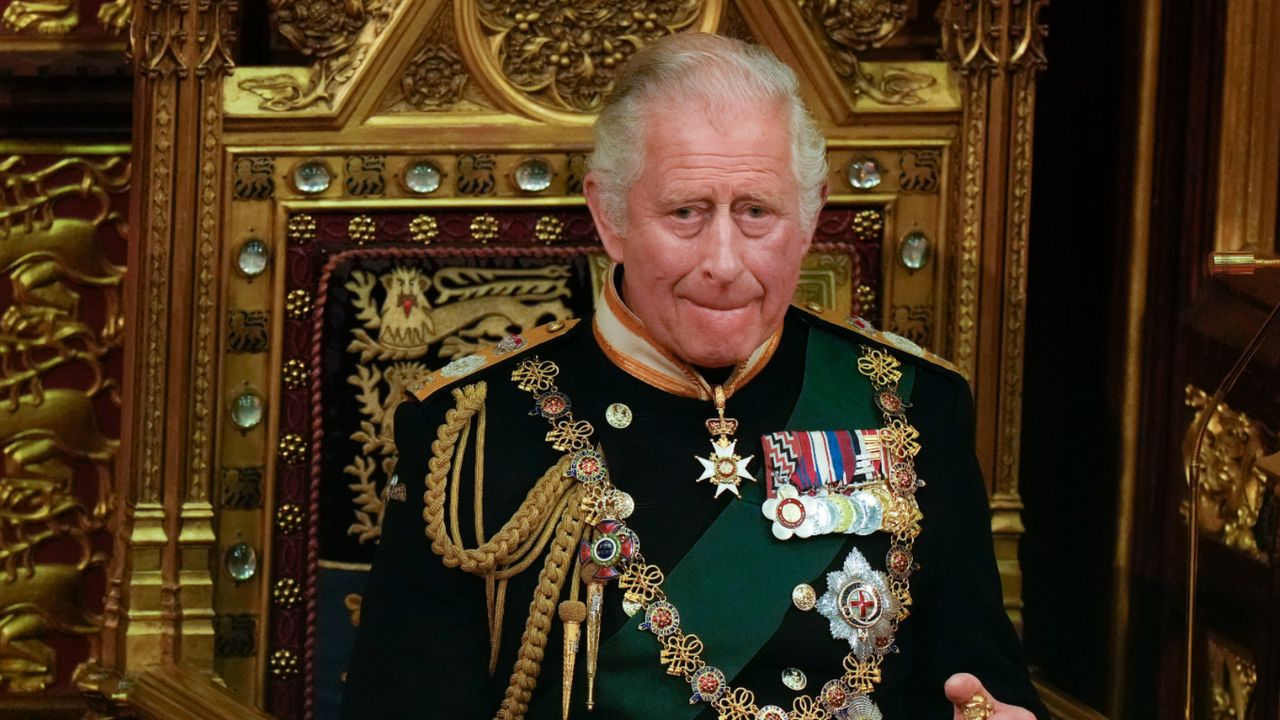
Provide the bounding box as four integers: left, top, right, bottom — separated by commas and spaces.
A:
558, 600, 586, 720
584, 581, 604, 710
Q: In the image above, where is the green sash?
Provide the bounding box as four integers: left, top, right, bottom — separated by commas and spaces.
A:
577, 329, 916, 717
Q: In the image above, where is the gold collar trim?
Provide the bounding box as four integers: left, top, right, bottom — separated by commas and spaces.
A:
591, 262, 780, 401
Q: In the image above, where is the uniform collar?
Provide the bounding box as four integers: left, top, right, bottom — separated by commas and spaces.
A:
591, 262, 781, 401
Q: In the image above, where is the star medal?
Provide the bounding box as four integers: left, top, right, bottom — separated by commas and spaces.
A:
816, 547, 900, 661
695, 385, 754, 499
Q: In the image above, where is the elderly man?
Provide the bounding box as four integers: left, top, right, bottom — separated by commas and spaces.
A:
343, 33, 1046, 720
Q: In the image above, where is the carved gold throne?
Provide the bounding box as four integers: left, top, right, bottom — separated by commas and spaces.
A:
75, 1, 1048, 717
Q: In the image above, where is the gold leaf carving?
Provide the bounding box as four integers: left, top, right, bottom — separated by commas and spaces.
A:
97, 0, 131, 36
474, 0, 703, 113
240, 0, 400, 111
1, 0, 79, 35
1207, 635, 1257, 720
1183, 385, 1274, 561
796, 0, 933, 105
0, 151, 123, 693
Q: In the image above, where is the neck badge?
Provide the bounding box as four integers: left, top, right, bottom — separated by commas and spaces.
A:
694, 384, 755, 499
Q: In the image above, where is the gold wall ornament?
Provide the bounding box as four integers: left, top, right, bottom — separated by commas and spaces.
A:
268, 649, 299, 678
850, 208, 884, 243
409, 214, 438, 243
0, 562, 104, 692
272, 578, 301, 608
466, 0, 712, 116
287, 212, 317, 243
534, 215, 563, 244
347, 214, 377, 243
220, 466, 263, 509
278, 433, 306, 464
344, 155, 386, 196
285, 288, 312, 318
275, 504, 304, 534
1183, 385, 1273, 561
887, 304, 931, 347
97, 0, 131, 35
282, 358, 308, 389
402, 40, 467, 110
456, 153, 496, 195
898, 149, 941, 193
0, 150, 125, 692
939, 0, 1048, 72
1206, 635, 1257, 720
795, 0, 933, 105
227, 309, 270, 353
233, 157, 275, 200
1, 0, 80, 35
795, 252, 854, 315
795, 0, 906, 51
237, 0, 400, 111
469, 213, 499, 243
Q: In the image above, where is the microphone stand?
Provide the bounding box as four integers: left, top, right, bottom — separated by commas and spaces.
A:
1183, 252, 1280, 720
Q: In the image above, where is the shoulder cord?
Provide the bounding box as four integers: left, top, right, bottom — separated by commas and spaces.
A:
421, 381, 586, 719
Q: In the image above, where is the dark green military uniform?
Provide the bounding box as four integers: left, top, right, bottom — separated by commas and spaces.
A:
342, 306, 1047, 719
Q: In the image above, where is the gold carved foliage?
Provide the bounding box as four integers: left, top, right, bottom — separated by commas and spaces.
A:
475, 0, 703, 113
386, 0, 493, 113
240, 0, 399, 110
1, 0, 79, 35
0, 153, 127, 692
1184, 385, 1274, 561
796, 0, 934, 105
1207, 636, 1257, 720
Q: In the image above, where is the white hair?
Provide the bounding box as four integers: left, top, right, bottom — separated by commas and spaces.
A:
588, 33, 828, 234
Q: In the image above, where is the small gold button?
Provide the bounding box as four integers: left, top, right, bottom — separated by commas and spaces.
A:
806, 302, 822, 312
548, 320, 565, 332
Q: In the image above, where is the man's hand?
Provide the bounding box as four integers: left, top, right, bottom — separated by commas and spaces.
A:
945, 673, 1036, 720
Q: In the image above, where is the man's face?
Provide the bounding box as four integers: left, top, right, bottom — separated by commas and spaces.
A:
586, 100, 818, 368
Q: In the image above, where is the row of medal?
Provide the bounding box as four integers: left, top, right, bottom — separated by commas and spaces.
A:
761, 483, 891, 541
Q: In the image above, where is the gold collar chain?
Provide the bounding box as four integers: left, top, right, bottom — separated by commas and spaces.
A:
511, 345, 923, 720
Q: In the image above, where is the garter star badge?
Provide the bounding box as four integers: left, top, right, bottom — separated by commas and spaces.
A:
816, 548, 900, 661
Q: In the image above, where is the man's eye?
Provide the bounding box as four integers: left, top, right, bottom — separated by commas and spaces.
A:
747, 205, 766, 218
674, 207, 694, 220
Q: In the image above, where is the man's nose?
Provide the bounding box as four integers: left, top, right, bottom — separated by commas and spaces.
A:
698, 208, 745, 283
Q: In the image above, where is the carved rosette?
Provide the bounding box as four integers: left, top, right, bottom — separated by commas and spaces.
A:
240, 0, 400, 111
402, 44, 467, 109
796, 0, 934, 105
475, 0, 704, 113
273, 0, 366, 58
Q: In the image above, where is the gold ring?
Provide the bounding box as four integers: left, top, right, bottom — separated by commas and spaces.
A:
962, 693, 994, 720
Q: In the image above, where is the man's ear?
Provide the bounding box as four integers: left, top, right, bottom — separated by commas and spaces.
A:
584, 172, 625, 264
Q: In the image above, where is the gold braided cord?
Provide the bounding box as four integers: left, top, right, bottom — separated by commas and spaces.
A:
421, 381, 591, 718
496, 483, 587, 720
496, 487, 577, 580
423, 383, 576, 574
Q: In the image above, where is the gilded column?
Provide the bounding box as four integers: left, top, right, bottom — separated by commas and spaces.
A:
939, 0, 1048, 627
105, 0, 234, 674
